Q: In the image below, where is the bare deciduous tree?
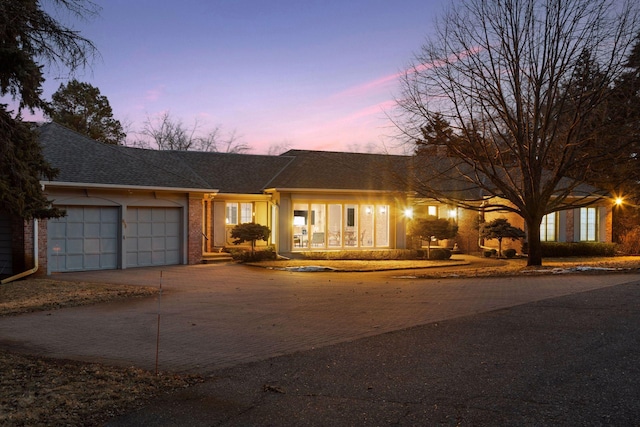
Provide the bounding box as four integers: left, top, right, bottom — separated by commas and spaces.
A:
266, 141, 293, 156
396, 0, 639, 266
196, 127, 250, 154
134, 111, 249, 153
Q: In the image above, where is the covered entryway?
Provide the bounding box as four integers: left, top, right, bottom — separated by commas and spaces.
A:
47, 207, 119, 272
125, 207, 181, 267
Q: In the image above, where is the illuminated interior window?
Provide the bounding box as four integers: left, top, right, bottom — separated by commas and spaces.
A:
540, 213, 556, 242
291, 203, 390, 249
580, 208, 597, 241
225, 203, 238, 225
240, 203, 253, 223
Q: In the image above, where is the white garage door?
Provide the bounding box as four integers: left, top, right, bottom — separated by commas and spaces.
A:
48, 207, 119, 272
125, 207, 181, 267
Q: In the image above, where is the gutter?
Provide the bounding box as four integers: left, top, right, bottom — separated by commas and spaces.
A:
1, 220, 38, 284
42, 181, 218, 194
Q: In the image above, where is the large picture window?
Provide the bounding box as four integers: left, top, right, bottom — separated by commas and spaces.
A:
580, 207, 597, 241
293, 202, 389, 249
540, 213, 556, 242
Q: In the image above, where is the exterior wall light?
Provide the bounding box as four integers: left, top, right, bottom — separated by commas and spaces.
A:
404, 208, 414, 219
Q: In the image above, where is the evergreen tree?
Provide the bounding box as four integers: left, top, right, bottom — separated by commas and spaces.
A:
46, 80, 125, 145
0, 0, 97, 219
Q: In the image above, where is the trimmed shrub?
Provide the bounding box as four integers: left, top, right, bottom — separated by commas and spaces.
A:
503, 248, 517, 258
230, 246, 277, 262
429, 248, 452, 260
540, 242, 617, 257
483, 249, 497, 257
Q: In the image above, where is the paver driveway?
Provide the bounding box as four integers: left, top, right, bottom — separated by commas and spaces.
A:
1, 263, 638, 375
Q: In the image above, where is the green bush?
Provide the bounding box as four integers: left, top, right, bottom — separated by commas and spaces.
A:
230, 246, 277, 262
503, 248, 517, 258
429, 248, 452, 260
483, 249, 497, 257
540, 242, 617, 257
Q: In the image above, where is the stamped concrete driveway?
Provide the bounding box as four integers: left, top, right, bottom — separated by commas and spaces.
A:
1, 263, 638, 375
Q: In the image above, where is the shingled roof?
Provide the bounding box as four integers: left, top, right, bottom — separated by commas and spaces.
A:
38, 123, 416, 195
269, 149, 411, 192
38, 123, 294, 193
39, 123, 212, 190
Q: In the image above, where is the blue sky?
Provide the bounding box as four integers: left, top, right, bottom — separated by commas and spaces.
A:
27, 0, 447, 153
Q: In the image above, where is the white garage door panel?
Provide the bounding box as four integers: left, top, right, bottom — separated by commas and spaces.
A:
126, 207, 181, 268
48, 207, 119, 272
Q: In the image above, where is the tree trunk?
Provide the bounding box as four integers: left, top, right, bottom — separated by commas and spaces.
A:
526, 222, 542, 266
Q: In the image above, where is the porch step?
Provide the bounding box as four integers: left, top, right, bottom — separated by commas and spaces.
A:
202, 252, 234, 264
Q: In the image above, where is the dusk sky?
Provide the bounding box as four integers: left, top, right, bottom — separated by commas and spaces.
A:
26, 0, 447, 154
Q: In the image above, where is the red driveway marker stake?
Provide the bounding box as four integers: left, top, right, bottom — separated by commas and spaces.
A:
155, 271, 163, 375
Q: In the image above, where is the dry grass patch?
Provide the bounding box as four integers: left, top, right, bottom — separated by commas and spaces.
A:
0, 279, 157, 317
0, 350, 201, 426
0, 278, 201, 426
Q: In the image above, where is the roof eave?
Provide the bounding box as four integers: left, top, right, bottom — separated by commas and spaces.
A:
42, 181, 218, 194
264, 187, 410, 195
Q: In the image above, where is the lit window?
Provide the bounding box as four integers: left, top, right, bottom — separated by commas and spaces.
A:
375, 205, 389, 246
580, 208, 597, 241
540, 213, 556, 242
427, 205, 437, 216
240, 203, 253, 223
225, 203, 238, 225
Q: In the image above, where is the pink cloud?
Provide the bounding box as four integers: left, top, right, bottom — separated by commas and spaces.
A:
334, 46, 482, 101
340, 99, 397, 123
144, 85, 166, 102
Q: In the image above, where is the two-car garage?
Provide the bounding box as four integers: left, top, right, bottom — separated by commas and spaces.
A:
47, 205, 182, 273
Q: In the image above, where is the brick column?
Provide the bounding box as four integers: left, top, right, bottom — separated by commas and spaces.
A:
187, 196, 203, 265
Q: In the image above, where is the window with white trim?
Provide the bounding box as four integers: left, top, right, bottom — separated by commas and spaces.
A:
226, 202, 253, 225
240, 203, 253, 223
580, 207, 597, 241
540, 213, 557, 242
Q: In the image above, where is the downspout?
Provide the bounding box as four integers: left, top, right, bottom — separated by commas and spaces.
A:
1, 219, 38, 284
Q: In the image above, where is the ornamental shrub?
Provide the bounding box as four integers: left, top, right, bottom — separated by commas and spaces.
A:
503, 248, 517, 258
429, 248, 452, 260
540, 242, 616, 257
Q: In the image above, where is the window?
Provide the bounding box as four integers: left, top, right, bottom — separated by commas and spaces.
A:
240, 203, 253, 223
580, 207, 597, 241
292, 202, 390, 250
345, 205, 359, 247
375, 205, 389, 246
225, 203, 237, 224
540, 213, 556, 242
427, 205, 438, 217
328, 204, 342, 247
226, 202, 253, 225
360, 205, 373, 247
